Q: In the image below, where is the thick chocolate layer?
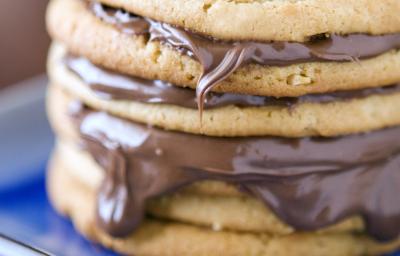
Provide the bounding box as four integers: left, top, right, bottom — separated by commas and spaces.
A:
72, 104, 400, 241
66, 54, 400, 109
90, 1, 400, 113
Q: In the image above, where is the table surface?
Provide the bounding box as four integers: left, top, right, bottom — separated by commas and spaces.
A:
0, 76, 398, 256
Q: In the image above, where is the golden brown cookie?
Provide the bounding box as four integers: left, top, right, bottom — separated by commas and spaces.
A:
95, 0, 400, 42
48, 43, 400, 137
47, 0, 400, 97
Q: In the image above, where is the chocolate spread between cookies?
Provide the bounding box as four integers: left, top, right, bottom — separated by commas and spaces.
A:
90, 1, 400, 115
72, 104, 400, 241
65, 54, 400, 109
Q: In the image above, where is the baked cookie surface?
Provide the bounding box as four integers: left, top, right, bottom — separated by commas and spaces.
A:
94, 0, 400, 42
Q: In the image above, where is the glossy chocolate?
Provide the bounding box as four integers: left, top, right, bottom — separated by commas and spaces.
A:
90, 2, 400, 114
73, 104, 400, 241
66, 54, 400, 109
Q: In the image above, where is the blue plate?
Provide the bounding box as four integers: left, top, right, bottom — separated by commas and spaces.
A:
0, 170, 117, 256
0, 76, 398, 255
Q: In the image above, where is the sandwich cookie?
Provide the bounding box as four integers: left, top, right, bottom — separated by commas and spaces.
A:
49, 43, 400, 137
48, 85, 400, 241
46, 86, 400, 256
47, 0, 400, 98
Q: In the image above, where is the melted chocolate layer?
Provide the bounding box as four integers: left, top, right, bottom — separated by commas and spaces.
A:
66, 54, 400, 109
73, 104, 400, 241
90, 2, 400, 114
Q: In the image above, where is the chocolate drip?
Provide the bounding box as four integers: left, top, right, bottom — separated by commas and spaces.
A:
90, 1, 400, 115
73, 105, 400, 241
65, 54, 400, 109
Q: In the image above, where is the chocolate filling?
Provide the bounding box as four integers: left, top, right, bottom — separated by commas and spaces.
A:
89, 1, 400, 115
66, 54, 400, 109
72, 103, 400, 241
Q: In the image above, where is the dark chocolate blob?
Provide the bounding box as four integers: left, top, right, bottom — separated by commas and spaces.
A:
73, 105, 400, 241
65, 54, 400, 109
90, 1, 400, 115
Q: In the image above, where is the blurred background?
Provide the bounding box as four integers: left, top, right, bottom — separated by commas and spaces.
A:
0, 2, 117, 255
0, 0, 49, 89
0, 2, 68, 255
0, 0, 52, 189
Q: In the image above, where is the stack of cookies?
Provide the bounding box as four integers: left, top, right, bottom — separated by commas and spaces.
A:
45, 0, 400, 255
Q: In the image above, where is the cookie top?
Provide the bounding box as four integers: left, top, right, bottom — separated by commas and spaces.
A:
47, 0, 400, 97
97, 0, 400, 41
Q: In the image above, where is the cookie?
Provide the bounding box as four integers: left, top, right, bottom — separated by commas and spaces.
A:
95, 0, 400, 42
47, 0, 400, 97
48, 44, 400, 137
47, 144, 400, 256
